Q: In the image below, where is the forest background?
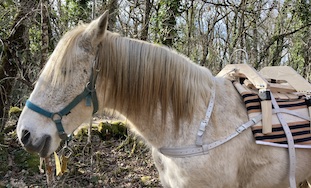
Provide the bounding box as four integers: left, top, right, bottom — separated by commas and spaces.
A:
0, 0, 311, 187
1, 0, 311, 131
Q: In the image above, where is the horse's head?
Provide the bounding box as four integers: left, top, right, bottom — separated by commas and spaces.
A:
16, 12, 109, 158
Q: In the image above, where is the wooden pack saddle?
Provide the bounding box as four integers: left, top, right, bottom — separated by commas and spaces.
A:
217, 64, 311, 148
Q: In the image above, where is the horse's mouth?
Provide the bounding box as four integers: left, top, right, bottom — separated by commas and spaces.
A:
23, 135, 51, 158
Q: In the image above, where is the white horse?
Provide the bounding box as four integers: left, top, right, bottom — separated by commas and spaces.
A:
16, 11, 311, 187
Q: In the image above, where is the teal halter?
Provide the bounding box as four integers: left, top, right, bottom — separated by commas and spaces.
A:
26, 62, 99, 141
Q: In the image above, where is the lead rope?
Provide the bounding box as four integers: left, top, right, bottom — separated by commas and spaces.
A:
85, 0, 97, 166
85, 56, 100, 165
270, 93, 296, 188
88, 0, 97, 146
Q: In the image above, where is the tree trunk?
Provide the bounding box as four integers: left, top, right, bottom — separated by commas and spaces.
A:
161, 0, 180, 47
107, 0, 118, 31
141, 0, 153, 41
186, 0, 194, 57
41, 0, 49, 68
0, 0, 39, 128
303, 28, 311, 81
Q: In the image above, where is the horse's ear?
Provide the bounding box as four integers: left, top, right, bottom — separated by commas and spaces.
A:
96, 10, 109, 38
83, 10, 109, 48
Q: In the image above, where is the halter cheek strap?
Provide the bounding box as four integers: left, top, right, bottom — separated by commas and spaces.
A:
26, 66, 99, 141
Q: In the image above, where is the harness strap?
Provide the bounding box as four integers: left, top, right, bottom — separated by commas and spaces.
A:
270, 94, 297, 188
26, 100, 54, 119
272, 108, 310, 121
160, 114, 262, 157
196, 78, 216, 146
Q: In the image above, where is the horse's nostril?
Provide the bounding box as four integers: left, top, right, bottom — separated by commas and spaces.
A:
21, 129, 31, 145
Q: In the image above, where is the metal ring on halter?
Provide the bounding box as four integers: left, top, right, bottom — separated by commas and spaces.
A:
85, 82, 96, 92
51, 113, 62, 121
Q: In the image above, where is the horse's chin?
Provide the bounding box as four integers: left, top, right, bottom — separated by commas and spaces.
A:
39, 137, 61, 158
38, 136, 52, 158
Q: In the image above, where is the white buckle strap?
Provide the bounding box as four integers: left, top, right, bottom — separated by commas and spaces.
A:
160, 114, 262, 157
196, 78, 216, 146
272, 108, 311, 121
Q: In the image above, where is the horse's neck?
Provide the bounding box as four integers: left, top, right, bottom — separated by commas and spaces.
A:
99, 33, 219, 148
123, 101, 209, 148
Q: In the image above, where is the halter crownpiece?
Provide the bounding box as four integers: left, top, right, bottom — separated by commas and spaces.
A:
26, 60, 99, 141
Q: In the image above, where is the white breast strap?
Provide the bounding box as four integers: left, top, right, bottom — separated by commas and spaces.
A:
270, 94, 296, 188
160, 114, 262, 157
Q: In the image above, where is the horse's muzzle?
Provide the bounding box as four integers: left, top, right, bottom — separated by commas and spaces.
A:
20, 129, 51, 157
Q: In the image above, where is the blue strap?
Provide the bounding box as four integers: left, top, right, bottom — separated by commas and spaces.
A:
54, 119, 68, 140
26, 100, 53, 118
86, 95, 92, 107
58, 87, 92, 116
92, 91, 98, 114
26, 87, 92, 118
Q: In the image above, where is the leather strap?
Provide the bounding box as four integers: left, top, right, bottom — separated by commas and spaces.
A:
160, 114, 262, 157
271, 94, 296, 188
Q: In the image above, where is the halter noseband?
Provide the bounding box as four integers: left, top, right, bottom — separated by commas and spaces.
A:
25, 61, 99, 141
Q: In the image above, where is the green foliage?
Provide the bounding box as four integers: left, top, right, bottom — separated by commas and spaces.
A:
288, 31, 305, 71
74, 121, 127, 142
149, 0, 182, 46
57, 0, 91, 31
0, 143, 9, 177
0, 0, 18, 39
8, 106, 22, 116
294, 0, 311, 24
0, 131, 39, 178
13, 149, 40, 174
28, 25, 42, 56
97, 121, 127, 140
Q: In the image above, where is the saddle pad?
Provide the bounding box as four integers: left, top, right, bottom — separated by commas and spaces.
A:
236, 83, 311, 148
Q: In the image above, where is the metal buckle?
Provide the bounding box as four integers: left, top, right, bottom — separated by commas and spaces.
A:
58, 132, 68, 140
236, 124, 247, 133
61, 145, 73, 158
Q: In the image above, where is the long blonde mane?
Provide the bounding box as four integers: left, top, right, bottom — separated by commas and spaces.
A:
97, 31, 214, 128
41, 24, 215, 129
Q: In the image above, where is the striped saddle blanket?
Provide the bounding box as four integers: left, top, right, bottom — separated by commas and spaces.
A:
235, 82, 311, 148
